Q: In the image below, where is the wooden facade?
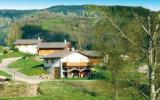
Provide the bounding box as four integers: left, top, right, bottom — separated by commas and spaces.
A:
89, 58, 102, 65
38, 42, 72, 56
38, 48, 63, 56
62, 62, 91, 78
63, 62, 89, 68
62, 67, 91, 78
53, 67, 61, 79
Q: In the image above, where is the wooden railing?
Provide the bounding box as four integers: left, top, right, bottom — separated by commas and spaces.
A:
63, 62, 90, 67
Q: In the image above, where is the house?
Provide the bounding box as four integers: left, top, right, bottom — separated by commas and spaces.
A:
42, 50, 92, 79
38, 41, 72, 56
14, 39, 42, 54
82, 50, 102, 65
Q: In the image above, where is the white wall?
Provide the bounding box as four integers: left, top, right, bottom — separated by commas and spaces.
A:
44, 58, 60, 68
16, 45, 38, 54
61, 52, 89, 63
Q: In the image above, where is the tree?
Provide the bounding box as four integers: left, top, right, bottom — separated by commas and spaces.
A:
108, 47, 125, 100
92, 12, 126, 99
92, 6, 160, 100
5, 23, 22, 47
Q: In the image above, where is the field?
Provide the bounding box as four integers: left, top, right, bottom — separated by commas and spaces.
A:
0, 52, 26, 62
0, 62, 146, 100
9, 56, 48, 76
0, 80, 145, 100
0, 71, 11, 77
0, 81, 27, 97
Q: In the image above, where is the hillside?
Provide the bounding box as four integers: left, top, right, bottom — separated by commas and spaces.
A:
0, 5, 156, 49
0, 10, 37, 19
12, 13, 96, 49
0, 5, 87, 20
0, 5, 152, 21
45, 5, 87, 16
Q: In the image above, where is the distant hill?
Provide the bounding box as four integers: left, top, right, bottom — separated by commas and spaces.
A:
45, 5, 87, 16
0, 10, 37, 19
0, 5, 87, 19
0, 5, 152, 20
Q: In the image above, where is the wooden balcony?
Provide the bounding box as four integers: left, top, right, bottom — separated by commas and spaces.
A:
63, 62, 90, 68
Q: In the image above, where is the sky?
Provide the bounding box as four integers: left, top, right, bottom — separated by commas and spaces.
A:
0, 0, 159, 11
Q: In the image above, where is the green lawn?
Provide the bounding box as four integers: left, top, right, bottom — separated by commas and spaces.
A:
0, 52, 26, 63
9, 57, 48, 76
0, 80, 145, 100
0, 46, 6, 53
0, 71, 11, 77
0, 52, 26, 61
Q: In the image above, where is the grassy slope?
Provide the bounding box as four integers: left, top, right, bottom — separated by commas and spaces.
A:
121, 63, 147, 83
41, 15, 95, 33
0, 71, 11, 77
0, 63, 146, 100
0, 52, 25, 59
9, 57, 48, 76
20, 13, 96, 48
0, 81, 27, 97
1, 80, 145, 100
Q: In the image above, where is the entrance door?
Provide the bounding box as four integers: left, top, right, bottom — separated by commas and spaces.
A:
53, 67, 60, 79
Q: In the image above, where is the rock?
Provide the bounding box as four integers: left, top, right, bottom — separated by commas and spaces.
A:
0, 76, 6, 79
37, 74, 54, 80
137, 64, 148, 73
0, 76, 11, 82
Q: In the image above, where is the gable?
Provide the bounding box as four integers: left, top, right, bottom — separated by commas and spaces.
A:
61, 52, 89, 63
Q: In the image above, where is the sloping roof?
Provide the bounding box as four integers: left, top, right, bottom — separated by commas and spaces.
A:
38, 42, 70, 49
14, 39, 42, 45
43, 50, 102, 59
42, 50, 73, 58
82, 50, 102, 57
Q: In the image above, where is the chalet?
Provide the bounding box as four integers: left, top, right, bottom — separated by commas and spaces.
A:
38, 41, 72, 56
14, 39, 42, 54
42, 50, 92, 79
82, 50, 102, 65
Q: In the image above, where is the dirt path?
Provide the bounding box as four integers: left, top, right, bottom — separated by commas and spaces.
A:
0, 57, 47, 84
24, 83, 38, 96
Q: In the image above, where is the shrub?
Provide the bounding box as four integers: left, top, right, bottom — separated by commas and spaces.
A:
10, 47, 19, 52
3, 49, 8, 54
23, 53, 34, 59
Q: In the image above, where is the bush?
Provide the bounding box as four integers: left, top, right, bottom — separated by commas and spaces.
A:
10, 47, 19, 52
89, 66, 111, 80
0, 46, 7, 54
89, 71, 108, 80
23, 53, 34, 59
3, 49, 8, 54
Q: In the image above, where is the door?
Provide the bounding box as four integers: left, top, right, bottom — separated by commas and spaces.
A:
54, 67, 60, 79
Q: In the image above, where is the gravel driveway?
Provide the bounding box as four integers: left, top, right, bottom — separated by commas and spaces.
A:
0, 57, 47, 84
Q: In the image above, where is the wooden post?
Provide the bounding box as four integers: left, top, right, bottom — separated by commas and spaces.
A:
14, 71, 15, 81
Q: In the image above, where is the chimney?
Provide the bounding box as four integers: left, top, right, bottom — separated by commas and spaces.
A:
64, 39, 67, 44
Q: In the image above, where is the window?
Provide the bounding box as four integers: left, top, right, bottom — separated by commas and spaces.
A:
46, 59, 48, 63
51, 59, 54, 63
